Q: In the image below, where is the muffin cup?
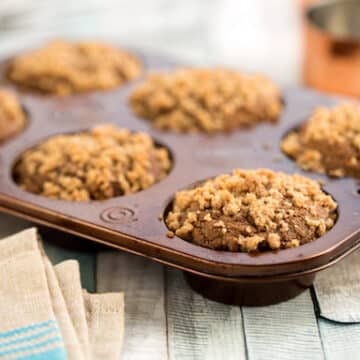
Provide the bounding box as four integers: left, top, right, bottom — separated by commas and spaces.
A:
0, 51, 359, 306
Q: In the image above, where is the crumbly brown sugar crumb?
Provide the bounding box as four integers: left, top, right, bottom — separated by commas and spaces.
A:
14, 124, 171, 201
0, 89, 26, 142
8, 40, 142, 96
165, 169, 337, 252
281, 103, 360, 178
130, 68, 282, 133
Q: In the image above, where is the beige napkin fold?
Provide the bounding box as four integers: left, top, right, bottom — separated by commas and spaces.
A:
0, 227, 125, 360
44, 256, 85, 360
55, 260, 90, 358
53, 257, 126, 360
0, 228, 51, 330
84, 291, 125, 360
0, 228, 66, 359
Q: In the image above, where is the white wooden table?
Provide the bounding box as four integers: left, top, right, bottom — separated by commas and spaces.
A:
96, 250, 360, 360
2, 213, 360, 360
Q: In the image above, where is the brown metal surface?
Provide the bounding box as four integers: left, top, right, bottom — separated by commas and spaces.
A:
185, 272, 316, 306
303, 0, 360, 97
0, 50, 359, 305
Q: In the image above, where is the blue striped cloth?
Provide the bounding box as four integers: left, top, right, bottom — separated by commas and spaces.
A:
0, 319, 66, 360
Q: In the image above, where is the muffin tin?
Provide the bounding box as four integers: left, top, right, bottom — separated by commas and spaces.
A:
0, 50, 359, 306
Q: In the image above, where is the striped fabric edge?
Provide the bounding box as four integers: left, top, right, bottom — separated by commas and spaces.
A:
0, 320, 56, 340
0, 319, 66, 360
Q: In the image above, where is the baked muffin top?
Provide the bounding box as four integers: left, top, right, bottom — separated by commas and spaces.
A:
166, 169, 337, 252
14, 124, 171, 201
0, 89, 26, 143
130, 68, 282, 133
8, 40, 142, 95
281, 103, 360, 178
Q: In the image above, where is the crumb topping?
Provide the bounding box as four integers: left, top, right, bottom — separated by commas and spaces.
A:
130, 68, 282, 133
0, 89, 26, 142
14, 124, 171, 201
281, 103, 360, 178
8, 40, 142, 95
165, 169, 337, 252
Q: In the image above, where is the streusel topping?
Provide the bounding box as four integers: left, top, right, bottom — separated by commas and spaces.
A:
281, 103, 360, 178
165, 169, 337, 252
14, 124, 171, 201
0, 89, 26, 142
130, 68, 282, 133
8, 41, 142, 95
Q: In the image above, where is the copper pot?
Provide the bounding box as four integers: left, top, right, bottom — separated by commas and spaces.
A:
303, 0, 360, 97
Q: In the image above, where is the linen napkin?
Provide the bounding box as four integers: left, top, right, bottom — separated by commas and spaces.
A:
43, 256, 84, 359
54, 260, 90, 358
84, 291, 125, 360
0, 228, 66, 359
54, 260, 125, 360
0, 227, 125, 360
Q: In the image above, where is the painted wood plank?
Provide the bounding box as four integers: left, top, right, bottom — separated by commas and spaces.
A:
166, 268, 246, 360
242, 290, 324, 360
314, 250, 360, 323
319, 318, 360, 360
97, 252, 168, 360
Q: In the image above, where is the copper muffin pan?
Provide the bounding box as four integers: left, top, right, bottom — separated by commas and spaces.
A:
0, 51, 359, 306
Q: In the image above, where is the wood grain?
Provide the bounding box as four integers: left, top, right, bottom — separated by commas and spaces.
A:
242, 290, 324, 360
314, 250, 360, 323
319, 318, 360, 360
97, 252, 168, 360
166, 268, 246, 360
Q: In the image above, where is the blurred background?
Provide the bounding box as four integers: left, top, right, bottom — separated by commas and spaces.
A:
0, 0, 358, 95
0, 0, 302, 85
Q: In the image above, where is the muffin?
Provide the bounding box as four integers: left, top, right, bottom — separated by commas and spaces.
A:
0, 89, 26, 143
165, 169, 337, 252
130, 68, 282, 133
14, 124, 171, 201
281, 103, 360, 178
8, 40, 142, 96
